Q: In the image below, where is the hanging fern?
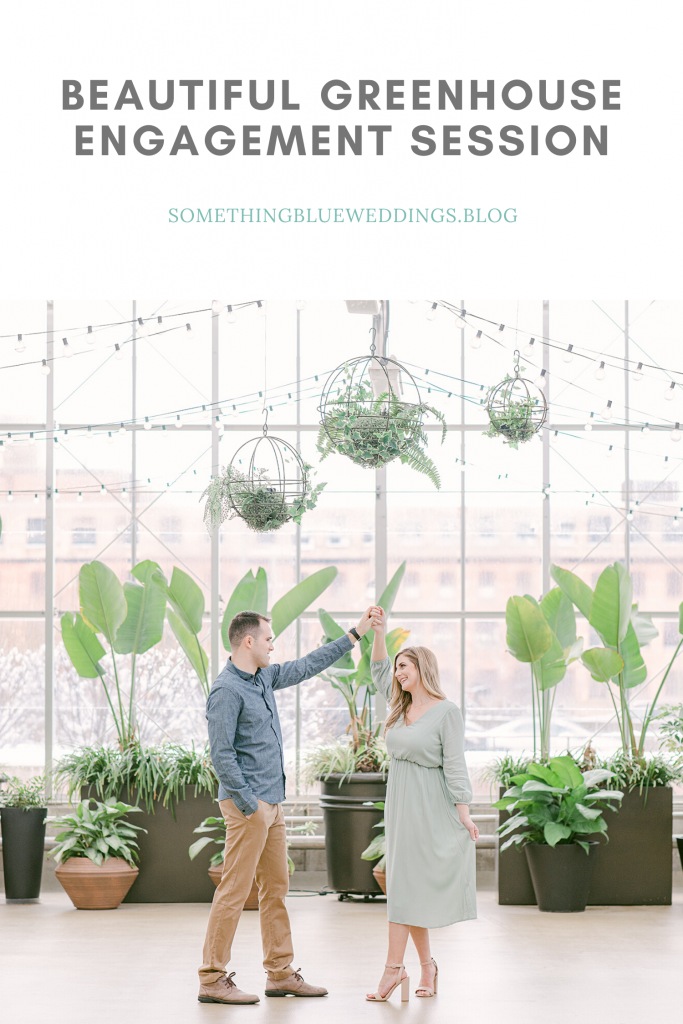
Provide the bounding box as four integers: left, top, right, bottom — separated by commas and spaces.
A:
201, 464, 325, 534
317, 380, 446, 487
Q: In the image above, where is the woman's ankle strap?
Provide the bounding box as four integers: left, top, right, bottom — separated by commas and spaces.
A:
419, 958, 437, 966
385, 963, 404, 970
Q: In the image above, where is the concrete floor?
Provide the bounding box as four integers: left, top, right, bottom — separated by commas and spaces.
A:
2, 881, 682, 1023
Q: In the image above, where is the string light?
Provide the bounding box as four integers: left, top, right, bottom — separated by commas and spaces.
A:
642, 423, 651, 435
671, 423, 682, 442
15, 334, 25, 353
107, 431, 114, 444
118, 423, 126, 436
174, 414, 182, 429
594, 361, 606, 381
534, 369, 547, 389
144, 417, 152, 430
41, 359, 50, 376
226, 305, 237, 324
137, 317, 150, 338
86, 326, 94, 344
28, 432, 35, 445
584, 413, 594, 432
185, 323, 194, 339
257, 301, 266, 317
211, 300, 225, 314
296, 300, 306, 310
523, 338, 535, 357
202, 405, 211, 422
601, 400, 613, 421
7, 491, 13, 501
54, 490, 59, 500
426, 303, 438, 321
114, 344, 123, 360
626, 510, 633, 521
562, 344, 574, 363
606, 445, 614, 458
469, 330, 482, 349
77, 491, 83, 501
551, 430, 559, 444
664, 382, 676, 401
62, 338, 73, 358
87, 426, 93, 439
632, 362, 643, 381
100, 485, 106, 496
231, 405, 239, 419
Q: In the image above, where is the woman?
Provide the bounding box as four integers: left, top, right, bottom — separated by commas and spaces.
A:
366, 606, 478, 1003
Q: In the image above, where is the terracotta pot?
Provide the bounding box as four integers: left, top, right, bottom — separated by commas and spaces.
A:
55, 856, 139, 909
208, 865, 259, 910
372, 867, 387, 895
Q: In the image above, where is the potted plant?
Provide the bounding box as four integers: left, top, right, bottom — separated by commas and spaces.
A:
202, 463, 325, 534
48, 799, 146, 909
360, 801, 386, 894
317, 379, 447, 487
484, 368, 546, 449
658, 703, 683, 869
188, 815, 318, 909
0, 775, 47, 903
495, 756, 623, 912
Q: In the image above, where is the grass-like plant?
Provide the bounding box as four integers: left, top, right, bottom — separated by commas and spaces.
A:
202, 464, 325, 534
481, 753, 531, 790
317, 381, 446, 488
188, 814, 317, 875
47, 799, 146, 866
302, 738, 390, 787
0, 775, 45, 809
54, 743, 217, 814
494, 755, 623, 853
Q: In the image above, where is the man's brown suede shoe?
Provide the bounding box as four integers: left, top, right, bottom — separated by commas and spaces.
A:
265, 969, 328, 997
198, 972, 260, 1004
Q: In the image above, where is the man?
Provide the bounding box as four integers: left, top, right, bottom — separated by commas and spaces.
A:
198, 605, 376, 1005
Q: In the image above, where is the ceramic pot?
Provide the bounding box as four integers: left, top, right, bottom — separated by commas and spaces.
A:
208, 865, 259, 910
55, 856, 138, 909
525, 842, 598, 912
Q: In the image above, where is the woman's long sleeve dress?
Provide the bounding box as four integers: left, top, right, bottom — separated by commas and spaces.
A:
372, 656, 476, 928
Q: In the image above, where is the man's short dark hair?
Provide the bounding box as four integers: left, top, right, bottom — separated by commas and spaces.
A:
228, 611, 271, 649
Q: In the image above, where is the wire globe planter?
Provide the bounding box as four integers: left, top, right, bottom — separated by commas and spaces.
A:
317, 350, 446, 487
485, 351, 548, 449
201, 424, 324, 534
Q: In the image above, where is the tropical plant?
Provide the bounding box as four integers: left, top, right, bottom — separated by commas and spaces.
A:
152, 566, 210, 697
188, 814, 317, 875
53, 743, 217, 814
505, 588, 583, 760
551, 562, 676, 759
317, 561, 409, 750
658, 703, 683, 764
61, 559, 167, 747
0, 774, 45, 809
494, 756, 623, 853
202, 463, 325, 534
221, 565, 339, 652
360, 800, 386, 871
484, 371, 545, 449
317, 378, 447, 488
47, 799, 146, 866
595, 749, 683, 791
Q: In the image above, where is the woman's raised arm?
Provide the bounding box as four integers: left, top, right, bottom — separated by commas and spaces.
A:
371, 606, 388, 661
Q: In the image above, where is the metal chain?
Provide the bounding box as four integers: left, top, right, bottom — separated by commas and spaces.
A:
369, 326, 376, 356
513, 349, 521, 377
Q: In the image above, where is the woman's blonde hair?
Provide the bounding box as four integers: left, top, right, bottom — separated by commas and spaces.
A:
384, 646, 447, 733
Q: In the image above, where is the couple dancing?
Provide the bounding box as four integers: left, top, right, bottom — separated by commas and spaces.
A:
198, 604, 478, 1005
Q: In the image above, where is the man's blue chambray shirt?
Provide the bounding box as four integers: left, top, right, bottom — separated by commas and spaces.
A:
206, 634, 354, 815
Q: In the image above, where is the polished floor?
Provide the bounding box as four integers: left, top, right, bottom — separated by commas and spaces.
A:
2, 877, 682, 1023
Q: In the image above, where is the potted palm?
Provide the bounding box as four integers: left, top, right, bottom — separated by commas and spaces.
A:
495, 756, 623, 912
48, 799, 146, 909
0, 775, 47, 903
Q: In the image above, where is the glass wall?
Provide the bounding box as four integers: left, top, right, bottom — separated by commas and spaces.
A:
1, 299, 682, 793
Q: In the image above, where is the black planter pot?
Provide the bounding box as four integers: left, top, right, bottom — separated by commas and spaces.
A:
319, 773, 387, 897
1, 806, 47, 903
81, 785, 217, 903
498, 786, 673, 907
677, 837, 683, 873
525, 842, 598, 912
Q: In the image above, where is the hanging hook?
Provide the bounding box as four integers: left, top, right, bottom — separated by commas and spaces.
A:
369, 326, 377, 356
262, 406, 269, 435
513, 348, 521, 377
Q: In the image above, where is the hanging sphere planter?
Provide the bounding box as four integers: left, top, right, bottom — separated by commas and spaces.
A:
317, 342, 447, 487
201, 417, 324, 534
485, 350, 548, 449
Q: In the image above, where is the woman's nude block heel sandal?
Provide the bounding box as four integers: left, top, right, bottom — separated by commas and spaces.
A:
366, 964, 410, 1002
416, 958, 438, 997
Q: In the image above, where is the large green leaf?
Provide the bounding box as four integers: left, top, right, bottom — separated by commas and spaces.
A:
220, 568, 269, 651
630, 604, 658, 647
113, 561, 165, 656
540, 588, 577, 649
271, 566, 338, 638
534, 632, 567, 691
377, 561, 406, 617
544, 821, 571, 847
548, 756, 584, 789
550, 564, 594, 620
167, 609, 209, 686
506, 596, 553, 664
61, 612, 105, 678
581, 646, 624, 683
79, 561, 127, 643
679, 600, 683, 636
153, 567, 205, 635
317, 609, 355, 670
589, 563, 632, 648
619, 620, 647, 688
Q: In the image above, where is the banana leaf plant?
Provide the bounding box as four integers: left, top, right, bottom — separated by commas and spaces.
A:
551, 562, 679, 759
220, 565, 339, 652
505, 588, 583, 761
152, 566, 210, 698
317, 561, 410, 749
61, 560, 166, 748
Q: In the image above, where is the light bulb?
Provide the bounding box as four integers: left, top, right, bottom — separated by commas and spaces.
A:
86, 326, 95, 344
626, 510, 633, 521
523, 338, 535, 357
202, 405, 211, 423
137, 317, 150, 338
585, 413, 594, 432
114, 344, 123, 360
469, 330, 482, 350
100, 485, 106, 497
62, 338, 73, 358
41, 359, 50, 376
174, 415, 183, 428
54, 490, 59, 500
562, 345, 574, 363
601, 400, 613, 420
15, 334, 25, 353
674, 517, 680, 528
664, 382, 676, 401
534, 370, 547, 389
144, 417, 152, 430
550, 431, 559, 444
296, 300, 306, 310
642, 423, 651, 435
226, 305, 237, 324
118, 423, 126, 435
426, 302, 438, 321
213, 415, 220, 429
594, 361, 606, 381
257, 301, 267, 316
632, 362, 643, 381
231, 405, 239, 419
7, 491, 13, 501
77, 491, 83, 501
29, 433, 35, 445
212, 300, 225, 314
606, 445, 614, 458
185, 323, 194, 339
108, 432, 114, 444
87, 427, 94, 439
671, 423, 682, 442
458, 462, 466, 472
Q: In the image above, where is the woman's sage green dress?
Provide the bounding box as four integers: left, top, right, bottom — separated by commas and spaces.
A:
372, 656, 476, 928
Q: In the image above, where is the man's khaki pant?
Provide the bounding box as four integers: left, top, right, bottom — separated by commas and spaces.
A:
199, 799, 294, 984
